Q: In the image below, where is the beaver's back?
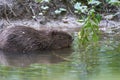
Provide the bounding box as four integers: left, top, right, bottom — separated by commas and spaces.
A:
0, 26, 72, 53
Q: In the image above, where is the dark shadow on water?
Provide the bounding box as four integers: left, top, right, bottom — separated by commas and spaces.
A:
0, 48, 72, 67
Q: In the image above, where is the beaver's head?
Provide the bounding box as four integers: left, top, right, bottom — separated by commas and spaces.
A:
49, 30, 73, 49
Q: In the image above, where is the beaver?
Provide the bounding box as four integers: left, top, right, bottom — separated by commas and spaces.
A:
0, 26, 72, 53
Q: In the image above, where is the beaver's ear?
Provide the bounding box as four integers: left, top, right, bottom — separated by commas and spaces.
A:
50, 30, 57, 36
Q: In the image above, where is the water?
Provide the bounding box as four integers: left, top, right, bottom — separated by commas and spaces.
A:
0, 48, 72, 67
0, 39, 120, 80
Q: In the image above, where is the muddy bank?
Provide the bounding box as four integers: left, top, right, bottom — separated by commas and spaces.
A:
0, 0, 72, 19
0, 0, 119, 34
0, 16, 83, 33
0, 16, 120, 33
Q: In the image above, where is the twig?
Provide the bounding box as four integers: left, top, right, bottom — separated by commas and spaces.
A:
4, 2, 10, 23
3, 0, 16, 23
29, 3, 36, 16
29, 2, 38, 21
52, 51, 71, 61
7, 4, 17, 17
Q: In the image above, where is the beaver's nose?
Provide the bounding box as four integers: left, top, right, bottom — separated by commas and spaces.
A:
72, 38, 74, 41
70, 38, 74, 42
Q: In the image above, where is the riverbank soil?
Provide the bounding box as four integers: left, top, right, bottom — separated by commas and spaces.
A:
0, 0, 120, 34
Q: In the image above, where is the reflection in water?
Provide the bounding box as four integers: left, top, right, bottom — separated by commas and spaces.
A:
71, 37, 120, 80
0, 51, 9, 66
77, 45, 120, 80
89, 53, 120, 80
0, 48, 72, 67
0, 39, 120, 80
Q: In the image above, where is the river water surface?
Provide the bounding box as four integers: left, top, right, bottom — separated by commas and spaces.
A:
0, 35, 120, 80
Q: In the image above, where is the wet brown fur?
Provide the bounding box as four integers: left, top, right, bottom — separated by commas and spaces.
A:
0, 26, 72, 53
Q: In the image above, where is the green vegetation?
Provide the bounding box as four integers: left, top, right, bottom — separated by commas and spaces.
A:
73, 0, 101, 46
73, 0, 120, 45
77, 11, 101, 45
107, 0, 120, 6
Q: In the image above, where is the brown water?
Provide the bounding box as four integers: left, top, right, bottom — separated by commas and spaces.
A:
0, 48, 72, 67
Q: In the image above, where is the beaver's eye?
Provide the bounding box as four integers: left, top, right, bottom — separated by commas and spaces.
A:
69, 36, 72, 40
59, 36, 63, 39
8, 34, 17, 40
